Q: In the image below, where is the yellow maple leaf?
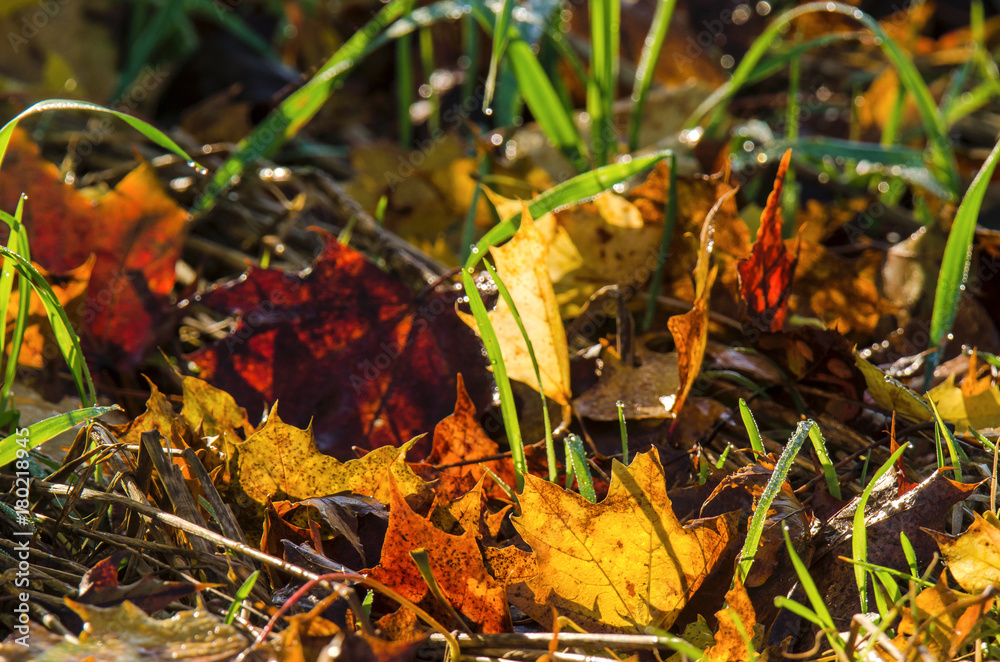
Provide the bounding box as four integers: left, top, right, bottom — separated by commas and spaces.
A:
460, 208, 571, 405
927, 510, 1000, 593
229, 405, 429, 515
511, 450, 735, 632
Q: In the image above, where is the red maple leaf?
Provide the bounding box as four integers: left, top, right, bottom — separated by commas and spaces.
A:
188, 233, 492, 458
737, 149, 799, 332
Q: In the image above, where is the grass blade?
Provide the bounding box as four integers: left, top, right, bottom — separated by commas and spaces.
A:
738, 398, 765, 455
682, 2, 959, 196
738, 420, 813, 581
929, 134, 1000, 370
507, 39, 589, 172
482, 258, 556, 481
779, 526, 846, 656
628, 0, 677, 151
807, 424, 840, 499
484, 0, 515, 112
0, 100, 197, 173
565, 434, 596, 502
852, 442, 908, 613
0, 407, 119, 468
196, 0, 415, 212
224, 570, 260, 625
588, 0, 619, 165
0, 245, 96, 406
0, 203, 32, 416
461, 268, 525, 490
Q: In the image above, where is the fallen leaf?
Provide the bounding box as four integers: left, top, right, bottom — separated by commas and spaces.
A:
511, 450, 735, 632
927, 510, 1000, 593
76, 551, 212, 614
572, 342, 679, 420
227, 407, 429, 521
927, 372, 1000, 433
738, 149, 798, 333
369, 476, 511, 633
189, 232, 490, 458
703, 574, 762, 662
892, 576, 985, 660
460, 208, 571, 405
854, 350, 933, 422
426, 374, 516, 501
58, 598, 249, 660
7, 257, 93, 369
0, 129, 188, 368
668, 185, 737, 416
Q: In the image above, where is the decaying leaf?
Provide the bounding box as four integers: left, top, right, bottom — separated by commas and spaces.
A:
190, 232, 490, 458
572, 342, 679, 420
927, 372, 1000, 433
738, 149, 798, 333
667, 186, 737, 416
510, 450, 735, 632
76, 551, 212, 614
0, 128, 188, 368
854, 350, 934, 422
228, 408, 429, 519
703, 574, 762, 662
927, 510, 1000, 593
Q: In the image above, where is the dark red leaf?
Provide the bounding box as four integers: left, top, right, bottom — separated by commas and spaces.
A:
188, 233, 491, 458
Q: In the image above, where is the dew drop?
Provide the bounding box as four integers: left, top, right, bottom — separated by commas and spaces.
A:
484, 107, 494, 116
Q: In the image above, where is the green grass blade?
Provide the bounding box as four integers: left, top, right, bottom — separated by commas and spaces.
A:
0, 203, 32, 415
780, 526, 845, 655
588, 0, 619, 165
565, 434, 596, 502
0, 406, 119, 468
852, 442, 908, 613
397, 32, 415, 147
196, 0, 415, 213
807, 424, 841, 499
682, 2, 959, 195
224, 570, 260, 625
461, 269, 525, 490
739, 398, 765, 455
617, 400, 628, 464
929, 134, 1000, 367
419, 27, 441, 134
0, 246, 96, 406
0, 100, 197, 173
628, 0, 677, 151
507, 39, 589, 172
484, 0, 516, 112
483, 258, 556, 481
927, 397, 967, 476
466, 150, 672, 271
738, 420, 813, 581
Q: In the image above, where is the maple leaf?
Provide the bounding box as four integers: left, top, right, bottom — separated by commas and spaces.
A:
228, 406, 429, 519
189, 233, 490, 458
7, 257, 93, 369
926, 510, 1000, 593
426, 374, 517, 501
703, 574, 762, 662
0, 128, 188, 368
459, 208, 571, 405
369, 476, 512, 633
511, 450, 735, 632
738, 149, 798, 332
892, 576, 990, 659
